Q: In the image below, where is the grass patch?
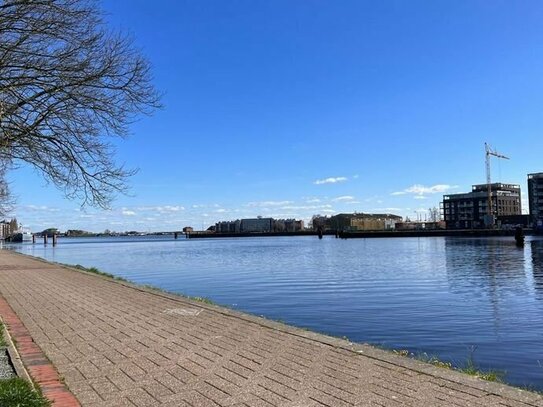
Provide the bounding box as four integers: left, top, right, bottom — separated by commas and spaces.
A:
392, 348, 503, 383
458, 353, 504, 382
0, 323, 6, 349
63, 263, 128, 282
0, 378, 50, 407
188, 296, 215, 305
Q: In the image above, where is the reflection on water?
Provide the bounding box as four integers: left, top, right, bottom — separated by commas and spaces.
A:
4, 235, 543, 390
530, 240, 543, 296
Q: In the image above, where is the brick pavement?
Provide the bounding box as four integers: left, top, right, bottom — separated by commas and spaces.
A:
0, 250, 542, 407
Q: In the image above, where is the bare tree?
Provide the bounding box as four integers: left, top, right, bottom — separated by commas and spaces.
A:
428, 206, 440, 222
0, 0, 161, 209
0, 159, 14, 215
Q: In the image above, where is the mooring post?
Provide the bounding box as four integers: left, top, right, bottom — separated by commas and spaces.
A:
515, 226, 525, 247
43, 234, 48, 245
52, 234, 57, 246
32, 234, 36, 244
174, 232, 178, 239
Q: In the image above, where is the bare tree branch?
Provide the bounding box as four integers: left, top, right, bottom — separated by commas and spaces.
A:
0, 0, 161, 209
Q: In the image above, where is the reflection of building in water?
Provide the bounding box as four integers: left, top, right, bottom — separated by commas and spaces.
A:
528, 173, 543, 229
530, 239, 543, 295
443, 238, 530, 329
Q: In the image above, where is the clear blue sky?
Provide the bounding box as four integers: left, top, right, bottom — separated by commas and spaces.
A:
9, 0, 543, 232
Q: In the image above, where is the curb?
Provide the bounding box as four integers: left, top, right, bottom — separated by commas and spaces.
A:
0, 295, 80, 407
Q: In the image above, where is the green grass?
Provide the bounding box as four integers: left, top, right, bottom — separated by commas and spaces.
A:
187, 296, 215, 305
0, 378, 50, 407
392, 348, 503, 382
63, 263, 127, 282
458, 355, 504, 382
0, 323, 6, 348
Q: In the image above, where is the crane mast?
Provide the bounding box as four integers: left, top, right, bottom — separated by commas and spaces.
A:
485, 142, 509, 226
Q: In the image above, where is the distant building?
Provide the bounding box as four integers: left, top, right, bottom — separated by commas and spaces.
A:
0, 218, 19, 240
240, 217, 273, 233
215, 220, 241, 233
0, 220, 10, 240
443, 183, 521, 229
528, 172, 543, 229
315, 213, 402, 232
273, 219, 304, 232
182, 226, 194, 233
215, 217, 304, 234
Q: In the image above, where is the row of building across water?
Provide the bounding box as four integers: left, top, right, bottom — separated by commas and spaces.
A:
3, 172, 543, 238
210, 172, 543, 234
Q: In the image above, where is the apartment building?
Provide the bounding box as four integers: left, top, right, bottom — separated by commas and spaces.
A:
443, 183, 521, 229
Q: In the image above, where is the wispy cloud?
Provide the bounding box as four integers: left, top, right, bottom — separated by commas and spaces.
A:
314, 176, 347, 185
370, 207, 403, 212
22, 205, 60, 212
246, 200, 294, 207
137, 205, 184, 212
392, 184, 458, 197
332, 195, 356, 202
280, 204, 333, 210
121, 210, 136, 216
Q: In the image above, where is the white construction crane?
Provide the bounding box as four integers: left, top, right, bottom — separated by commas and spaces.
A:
485, 142, 509, 224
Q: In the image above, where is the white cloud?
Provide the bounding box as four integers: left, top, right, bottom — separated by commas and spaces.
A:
332, 195, 356, 202
314, 176, 347, 185
137, 205, 184, 212
280, 204, 333, 210
306, 198, 321, 203
215, 208, 227, 213
392, 184, 458, 197
121, 210, 136, 216
246, 200, 294, 207
22, 205, 60, 212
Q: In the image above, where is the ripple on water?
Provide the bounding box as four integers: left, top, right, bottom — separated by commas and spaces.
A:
7, 235, 543, 390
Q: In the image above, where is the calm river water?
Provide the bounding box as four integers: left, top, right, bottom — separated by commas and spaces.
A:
4, 235, 543, 389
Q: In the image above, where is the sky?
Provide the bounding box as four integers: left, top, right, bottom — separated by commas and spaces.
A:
8, 0, 543, 232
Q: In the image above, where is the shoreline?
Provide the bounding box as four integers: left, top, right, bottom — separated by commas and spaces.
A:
187, 228, 537, 239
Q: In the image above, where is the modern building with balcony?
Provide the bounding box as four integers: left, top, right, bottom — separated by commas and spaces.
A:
528, 172, 543, 228
442, 183, 521, 229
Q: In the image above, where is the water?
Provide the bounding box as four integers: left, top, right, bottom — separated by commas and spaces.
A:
4, 235, 543, 389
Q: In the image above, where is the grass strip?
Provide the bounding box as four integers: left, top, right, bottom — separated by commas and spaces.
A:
0, 323, 6, 349
0, 378, 50, 407
393, 349, 504, 382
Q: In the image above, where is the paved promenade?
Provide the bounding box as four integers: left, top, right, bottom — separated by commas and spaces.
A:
0, 250, 542, 407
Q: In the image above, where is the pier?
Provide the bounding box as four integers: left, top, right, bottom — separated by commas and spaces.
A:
0, 250, 541, 406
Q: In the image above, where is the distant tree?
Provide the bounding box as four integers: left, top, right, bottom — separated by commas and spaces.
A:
428, 207, 440, 222
0, 0, 161, 209
41, 227, 58, 236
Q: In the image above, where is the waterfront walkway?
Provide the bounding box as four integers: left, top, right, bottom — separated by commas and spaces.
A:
0, 251, 542, 407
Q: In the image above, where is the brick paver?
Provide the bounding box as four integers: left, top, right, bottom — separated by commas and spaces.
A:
0, 250, 542, 407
